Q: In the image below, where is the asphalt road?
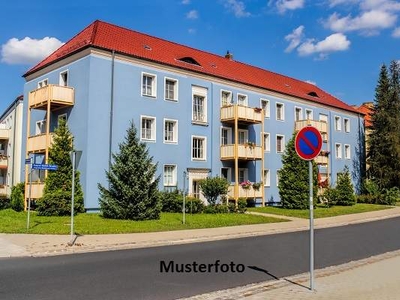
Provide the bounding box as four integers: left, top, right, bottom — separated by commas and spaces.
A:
1, 217, 400, 300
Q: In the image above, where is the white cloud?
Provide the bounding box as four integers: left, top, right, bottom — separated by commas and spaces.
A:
393, 27, 400, 37
1, 37, 63, 65
329, 0, 359, 8
285, 25, 305, 52
324, 10, 397, 34
224, 0, 251, 18
297, 33, 351, 57
360, 0, 400, 11
273, 0, 305, 13
186, 10, 198, 19
181, 0, 190, 4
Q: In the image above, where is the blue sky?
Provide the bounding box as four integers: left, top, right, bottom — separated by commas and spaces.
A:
1, 0, 400, 113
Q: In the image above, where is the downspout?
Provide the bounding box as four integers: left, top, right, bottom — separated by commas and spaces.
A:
210, 83, 213, 176
108, 50, 115, 180
11, 99, 17, 187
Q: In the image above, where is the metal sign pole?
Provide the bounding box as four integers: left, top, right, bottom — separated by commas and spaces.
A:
70, 151, 76, 240
309, 160, 314, 291
182, 171, 186, 224
27, 160, 32, 230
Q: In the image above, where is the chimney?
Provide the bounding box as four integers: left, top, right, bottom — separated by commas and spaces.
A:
225, 50, 233, 60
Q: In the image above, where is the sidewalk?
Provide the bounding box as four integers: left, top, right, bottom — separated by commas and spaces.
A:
1, 207, 400, 300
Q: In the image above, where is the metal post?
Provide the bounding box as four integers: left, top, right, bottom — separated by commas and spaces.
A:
70, 151, 76, 240
27, 161, 32, 230
182, 171, 186, 224
309, 160, 314, 291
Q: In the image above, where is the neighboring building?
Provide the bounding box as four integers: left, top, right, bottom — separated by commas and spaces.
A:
354, 102, 372, 175
22, 20, 364, 210
0, 95, 24, 197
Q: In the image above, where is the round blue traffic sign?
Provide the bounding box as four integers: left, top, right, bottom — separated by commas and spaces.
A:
295, 126, 322, 160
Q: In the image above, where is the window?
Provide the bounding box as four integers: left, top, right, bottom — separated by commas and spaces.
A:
221, 127, 231, 145
192, 86, 207, 123
260, 99, 270, 118
221, 168, 231, 182
164, 119, 178, 143
335, 116, 341, 131
238, 168, 248, 183
165, 78, 178, 101
59, 71, 68, 86
35, 120, 46, 135
276, 135, 285, 153
192, 136, 206, 160
264, 170, 270, 187
276, 103, 285, 121
344, 118, 350, 133
295, 107, 302, 121
237, 94, 248, 106
276, 170, 281, 187
192, 180, 201, 199
335, 143, 342, 159
141, 116, 156, 141
221, 90, 232, 106
305, 109, 313, 120
264, 133, 270, 152
238, 130, 248, 144
37, 79, 48, 88
58, 114, 67, 126
164, 165, 177, 186
344, 144, 351, 159
142, 73, 156, 97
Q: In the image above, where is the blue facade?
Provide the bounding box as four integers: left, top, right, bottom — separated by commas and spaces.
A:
22, 52, 365, 210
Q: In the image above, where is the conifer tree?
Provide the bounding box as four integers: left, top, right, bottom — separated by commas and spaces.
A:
279, 132, 318, 209
368, 61, 400, 189
37, 119, 84, 216
335, 166, 356, 206
99, 121, 161, 220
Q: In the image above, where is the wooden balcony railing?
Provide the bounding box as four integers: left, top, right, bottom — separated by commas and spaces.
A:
29, 84, 74, 109
27, 133, 54, 153
220, 105, 263, 124
227, 184, 263, 199
295, 120, 328, 134
220, 144, 262, 160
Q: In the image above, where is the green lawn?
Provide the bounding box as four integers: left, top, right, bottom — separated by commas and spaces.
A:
248, 203, 393, 219
0, 209, 287, 235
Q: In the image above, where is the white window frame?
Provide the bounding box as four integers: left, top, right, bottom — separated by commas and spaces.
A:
35, 120, 46, 135
191, 135, 207, 161
221, 127, 232, 145
264, 169, 270, 187
344, 144, 351, 159
59, 70, 68, 87
335, 116, 341, 131
58, 113, 67, 126
37, 78, 48, 88
335, 143, 342, 159
237, 93, 248, 106
164, 77, 178, 101
140, 115, 156, 142
276, 134, 285, 153
238, 168, 248, 183
221, 90, 232, 107
305, 109, 313, 120
263, 133, 270, 152
142, 72, 157, 97
294, 106, 303, 121
238, 129, 248, 145
163, 118, 178, 144
192, 86, 208, 124
276, 102, 285, 121
344, 118, 350, 133
221, 167, 231, 183
260, 99, 270, 118
163, 164, 177, 186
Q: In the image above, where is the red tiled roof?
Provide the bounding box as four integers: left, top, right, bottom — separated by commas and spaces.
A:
25, 20, 359, 114
355, 102, 373, 127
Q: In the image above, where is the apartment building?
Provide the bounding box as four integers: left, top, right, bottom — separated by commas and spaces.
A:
22, 20, 364, 210
0, 95, 24, 197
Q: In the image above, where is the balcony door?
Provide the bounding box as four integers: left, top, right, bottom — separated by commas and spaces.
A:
238, 129, 248, 145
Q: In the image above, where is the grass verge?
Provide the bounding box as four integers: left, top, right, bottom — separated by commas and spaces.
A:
0, 209, 287, 234
248, 203, 393, 219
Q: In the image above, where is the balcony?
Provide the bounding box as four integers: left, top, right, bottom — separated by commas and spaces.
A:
220, 144, 262, 160
0, 155, 7, 169
220, 105, 263, 124
0, 124, 9, 140
29, 84, 74, 110
295, 120, 328, 134
227, 185, 263, 199
314, 155, 328, 165
25, 182, 44, 199
27, 133, 54, 153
